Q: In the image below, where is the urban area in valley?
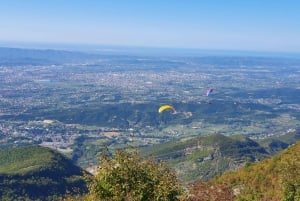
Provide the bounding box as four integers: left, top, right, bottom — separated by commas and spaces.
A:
0, 47, 299, 168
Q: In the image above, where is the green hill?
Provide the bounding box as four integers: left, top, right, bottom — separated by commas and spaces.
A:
140, 134, 269, 183
257, 128, 300, 154
206, 141, 300, 201
0, 146, 88, 201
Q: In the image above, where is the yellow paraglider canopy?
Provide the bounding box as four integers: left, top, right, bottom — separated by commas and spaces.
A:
158, 105, 176, 113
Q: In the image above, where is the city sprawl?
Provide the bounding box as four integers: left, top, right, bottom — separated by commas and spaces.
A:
0, 49, 299, 167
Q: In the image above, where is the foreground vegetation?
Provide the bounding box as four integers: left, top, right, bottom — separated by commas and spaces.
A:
209, 141, 300, 201
75, 142, 300, 201
84, 149, 183, 201
1, 140, 300, 200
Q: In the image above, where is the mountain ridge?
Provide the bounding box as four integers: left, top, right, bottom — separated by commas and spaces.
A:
0, 145, 88, 201
140, 134, 269, 183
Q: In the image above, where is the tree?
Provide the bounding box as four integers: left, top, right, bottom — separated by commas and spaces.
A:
85, 149, 183, 201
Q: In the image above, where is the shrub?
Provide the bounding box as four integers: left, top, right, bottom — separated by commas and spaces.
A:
85, 149, 183, 201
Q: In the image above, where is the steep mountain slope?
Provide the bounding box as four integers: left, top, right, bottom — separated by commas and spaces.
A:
0, 146, 88, 201
208, 141, 300, 201
140, 134, 269, 183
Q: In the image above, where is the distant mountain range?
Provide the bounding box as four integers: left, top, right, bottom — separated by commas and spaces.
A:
1, 46, 300, 67
0, 47, 101, 66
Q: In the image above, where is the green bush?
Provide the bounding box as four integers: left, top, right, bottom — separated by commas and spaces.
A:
85, 148, 183, 201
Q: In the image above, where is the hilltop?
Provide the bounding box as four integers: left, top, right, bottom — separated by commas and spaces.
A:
0, 146, 88, 201
140, 134, 269, 183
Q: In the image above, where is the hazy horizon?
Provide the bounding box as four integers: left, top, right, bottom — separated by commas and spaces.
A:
1, 1, 300, 54
2, 40, 300, 59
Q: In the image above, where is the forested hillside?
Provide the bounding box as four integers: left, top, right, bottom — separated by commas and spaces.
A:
1, 141, 300, 200
201, 141, 300, 201
140, 134, 269, 182
0, 146, 88, 201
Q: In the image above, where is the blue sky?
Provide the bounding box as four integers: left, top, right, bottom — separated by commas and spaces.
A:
1, 0, 300, 53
